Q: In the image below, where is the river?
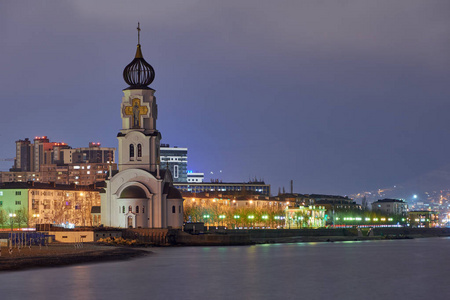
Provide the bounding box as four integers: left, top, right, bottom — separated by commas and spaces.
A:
1, 237, 449, 300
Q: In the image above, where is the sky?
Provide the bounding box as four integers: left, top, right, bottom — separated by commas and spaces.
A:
1, 1, 450, 196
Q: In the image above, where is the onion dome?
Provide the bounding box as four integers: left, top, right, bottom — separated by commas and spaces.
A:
123, 44, 155, 89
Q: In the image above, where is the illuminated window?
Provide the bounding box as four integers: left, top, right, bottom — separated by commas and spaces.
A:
137, 144, 142, 158
174, 165, 179, 178
130, 144, 135, 160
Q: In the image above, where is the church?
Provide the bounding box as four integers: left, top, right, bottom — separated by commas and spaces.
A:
100, 26, 184, 229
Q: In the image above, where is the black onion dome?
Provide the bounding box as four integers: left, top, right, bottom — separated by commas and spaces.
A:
123, 44, 155, 89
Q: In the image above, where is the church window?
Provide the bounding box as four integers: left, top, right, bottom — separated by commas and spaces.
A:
179, 205, 181, 213
122, 206, 125, 213
172, 206, 175, 213
130, 144, 135, 160
136, 206, 139, 213
137, 144, 142, 158
174, 165, 179, 178
129, 205, 132, 212
119, 206, 121, 213
142, 206, 145, 213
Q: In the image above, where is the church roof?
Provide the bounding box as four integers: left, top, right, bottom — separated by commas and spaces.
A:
167, 186, 182, 199
120, 185, 147, 198
163, 182, 182, 199
123, 24, 155, 89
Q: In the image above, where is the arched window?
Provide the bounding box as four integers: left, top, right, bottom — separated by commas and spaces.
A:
130, 144, 135, 160
136, 206, 139, 213
122, 206, 125, 213
179, 205, 181, 213
142, 206, 145, 213
172, 205, 175, 213
137, 144, 142, 158
119, 206, 121, 213
129, 205, 132, 212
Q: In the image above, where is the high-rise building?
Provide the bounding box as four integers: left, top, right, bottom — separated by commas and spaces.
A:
12, 136, 69, 172
14, 138, 32, 171
6, 137, 116, 185
160, 144, 188, 182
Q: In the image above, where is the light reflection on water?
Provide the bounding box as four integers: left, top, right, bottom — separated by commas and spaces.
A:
1, 238, 449, 300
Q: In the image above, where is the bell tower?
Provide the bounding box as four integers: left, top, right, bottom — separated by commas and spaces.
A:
118, 23, 161, 173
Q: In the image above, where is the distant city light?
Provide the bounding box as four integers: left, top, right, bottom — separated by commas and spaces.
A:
413, 194, 418, 199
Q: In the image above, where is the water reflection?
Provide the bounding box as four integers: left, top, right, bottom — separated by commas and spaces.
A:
1, 238, 449, 300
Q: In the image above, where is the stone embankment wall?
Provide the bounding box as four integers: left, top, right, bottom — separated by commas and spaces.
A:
372, 227, 450, 236
175, 231, 251, 246
123, 228, 175, 245
125, 228, 450, 246
226, 228, 357, 238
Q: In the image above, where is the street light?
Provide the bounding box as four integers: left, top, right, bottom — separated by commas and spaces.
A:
203, 214, 210, 230
248, 215, 254, 228
233, 215, 240, 229
219, 215, 226, 227
9, 213, 16, 232
33, 214, 40, 228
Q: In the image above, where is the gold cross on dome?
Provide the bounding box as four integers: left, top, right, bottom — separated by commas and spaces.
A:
124, 98, 148, 128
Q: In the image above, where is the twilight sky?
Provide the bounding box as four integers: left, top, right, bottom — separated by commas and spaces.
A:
1, 1, 450, 196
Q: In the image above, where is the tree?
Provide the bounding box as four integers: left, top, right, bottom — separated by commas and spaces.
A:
0, 209, 7, 228
15, 206, 28, 228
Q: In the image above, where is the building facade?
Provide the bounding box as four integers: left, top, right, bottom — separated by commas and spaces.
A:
0, 182, 101, 228
408, 211, 439, 228
182, 192, 324, 228
175, 181, 271, 196
101, 31, 183, 229
372, 199, 408, 216
187, 171, 204, 183
160, 145, 188, 183
4, 138, 116, 186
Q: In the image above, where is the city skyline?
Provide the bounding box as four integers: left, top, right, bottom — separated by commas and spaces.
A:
1, 1, 450, 196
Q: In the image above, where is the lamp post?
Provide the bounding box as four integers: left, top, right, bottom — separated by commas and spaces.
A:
33, 214, 40, 229
248, 215, 254, 228
203, 214, 210, 231
262, 215, 268, 228
219, 215, 225, 227
233, 215, 240, 229
9, 213, 16, 232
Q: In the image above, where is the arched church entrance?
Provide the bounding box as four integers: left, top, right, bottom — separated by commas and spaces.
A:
119, 185, 150, 228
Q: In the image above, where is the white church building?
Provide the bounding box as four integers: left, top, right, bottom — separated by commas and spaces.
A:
101, 26, 184, 229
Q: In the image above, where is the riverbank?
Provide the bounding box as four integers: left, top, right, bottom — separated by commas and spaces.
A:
173, 227, 450, 246
0, 243, 149, 272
